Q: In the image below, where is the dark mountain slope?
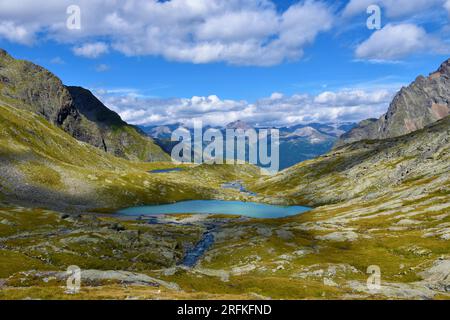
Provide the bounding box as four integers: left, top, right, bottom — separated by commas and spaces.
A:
0, 49, 168, 162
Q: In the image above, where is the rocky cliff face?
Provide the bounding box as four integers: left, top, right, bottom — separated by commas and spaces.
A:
0, 49, 168, 162
336, 59, 450, 147
66, 86, 169, 161
0, 49, 79, 130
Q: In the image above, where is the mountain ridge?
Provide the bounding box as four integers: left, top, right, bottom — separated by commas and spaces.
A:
141, 121, 355, 170
253, 114, 449, 206
336, 59, 450, 147
0, 49, 169, 162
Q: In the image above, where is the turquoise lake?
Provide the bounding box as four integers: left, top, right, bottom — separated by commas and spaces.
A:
117, 200, 311, 219
148, 168, 183, 173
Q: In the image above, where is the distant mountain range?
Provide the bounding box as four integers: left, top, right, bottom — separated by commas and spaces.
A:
141, 121, 356, 170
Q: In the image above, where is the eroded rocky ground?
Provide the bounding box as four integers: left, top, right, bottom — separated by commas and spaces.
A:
1, 183, 448, 300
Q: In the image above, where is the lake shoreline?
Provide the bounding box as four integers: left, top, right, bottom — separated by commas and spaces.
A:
116, 199, 311, 219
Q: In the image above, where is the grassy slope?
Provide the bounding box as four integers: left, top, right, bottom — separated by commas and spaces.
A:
251, 116, 449, 207
1, 185, 448, 299
0, 99, 260, 212
0, 50, 169, 163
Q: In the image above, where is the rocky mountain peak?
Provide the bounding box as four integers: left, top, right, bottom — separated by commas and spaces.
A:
436, 58, 450, 77
0, 48, 168, 162
0, 48, 10, 59
286, 126, 332, 144
290, 126, 319, 136
335, 58, 450, 148
226, 120, 252, 130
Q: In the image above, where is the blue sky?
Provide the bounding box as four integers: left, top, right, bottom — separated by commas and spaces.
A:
0, 0, 449, 126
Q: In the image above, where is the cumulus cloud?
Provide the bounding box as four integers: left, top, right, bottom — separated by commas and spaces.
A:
343, 0, 443, 18
1, 0, 447, 64
343, 0, 449, 61
95, 87, 396, 127
314, 89, 392, 106
73, 42, 109, 58
50, 56, 65, 64
0, 0, 334, 66
95, 64, 110, 72
355, 24, 443, 60
0, 21, 33, 44
445, 0, 450, 16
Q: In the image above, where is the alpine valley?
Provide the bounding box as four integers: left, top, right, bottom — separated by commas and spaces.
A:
141, 120, 356, 170
0, 49, 449, 300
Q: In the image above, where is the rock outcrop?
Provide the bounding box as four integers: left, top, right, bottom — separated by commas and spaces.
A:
336, 59, 450, 147
0, 49, 168, 162
253, 115, 450, 206
67, 86, 169, 161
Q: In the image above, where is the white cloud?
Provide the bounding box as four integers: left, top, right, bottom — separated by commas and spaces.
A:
50, 56, 65, 64
95, 64, 110, 72
445, 0, 450, 16
355, 23, 442, 60
270, 92, 284, 100
195, 9, 278, 42
1, 0, 447, 65
314, 89, 392, 106
95, 87, 396, 127
342, 0, 374, 17
0, 0, 334, 66
343, 0, 443, 18
73, 42, 109, 58
0, 21, 33, 44
344, 0, 449, 61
